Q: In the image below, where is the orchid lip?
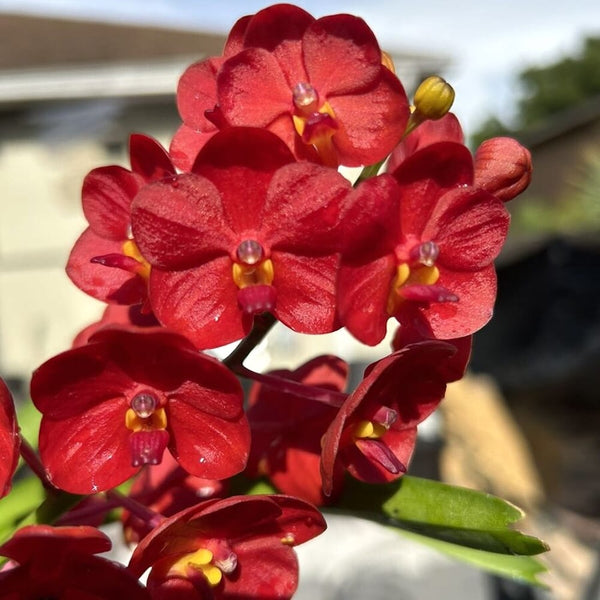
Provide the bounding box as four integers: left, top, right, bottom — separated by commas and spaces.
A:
237, 285, 277, 315
399, 284, 458, 303
129, 429, 169, 467
355, 438, 406, 475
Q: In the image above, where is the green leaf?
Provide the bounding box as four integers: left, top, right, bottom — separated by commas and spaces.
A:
392, 528, 548, 587
355, 159, 385, 186
227, 474, 549, 585
228, 474, 277, 497
243, 480, 278, 496
341, 475, 518, 528
16, 400, 42, 449
0, 476, 45, 539
337, 476, 549, 585
10, 490, 82, 533
0, 479, 82, 559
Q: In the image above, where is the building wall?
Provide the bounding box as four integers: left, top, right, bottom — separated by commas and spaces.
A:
522, 118, 600, 204
0, 99, 182, 384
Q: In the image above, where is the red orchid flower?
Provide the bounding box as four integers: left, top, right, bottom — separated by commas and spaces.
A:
337, 141, 511, 345
386, 112, 465, 172
30, 328, 249, 494
170, 15, 250, 171
0, 525, 150, 598
387, 113, 532, 202
320, 340, 468, 496
128, 494, 326, 600
66, 133, 175, 306
176, 4, 409, 168
122, 452, 227, 544
247, 355, 347, 505
391, 319, 473, 385
72, 303, 160, 347
132, 127, 353, 350
0, 377, 19, 499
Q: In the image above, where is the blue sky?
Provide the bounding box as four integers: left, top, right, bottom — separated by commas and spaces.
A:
1, 0, 599, 134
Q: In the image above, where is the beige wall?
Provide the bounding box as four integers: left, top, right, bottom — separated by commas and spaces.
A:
0, 138, 106, 377
524, 119, 600, 203
0, 99, 183, 380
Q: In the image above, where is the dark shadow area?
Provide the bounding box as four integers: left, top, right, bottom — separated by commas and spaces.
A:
471, 235, 600, 518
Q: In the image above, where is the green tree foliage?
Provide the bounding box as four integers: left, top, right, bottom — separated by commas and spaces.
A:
471, 36, 600, 147
470, 116, 513, 148
511, 148, 600, 234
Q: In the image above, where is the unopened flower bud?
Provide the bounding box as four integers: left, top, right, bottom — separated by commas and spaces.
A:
413, 76, 455, 121
474, 137, 532, 202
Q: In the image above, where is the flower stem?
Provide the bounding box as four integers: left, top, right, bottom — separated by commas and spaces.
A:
105, 489, 163, 530
55, 495, 121, 525
223, 312, 277, 369
235, 365, 347, 408
19, 435, 56, 492
355, 158, 385, 186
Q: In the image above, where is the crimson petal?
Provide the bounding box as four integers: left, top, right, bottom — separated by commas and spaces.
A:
129, 133, 175, 182
355, 438, 406, 474
82, 165, 141, 239
0, 378, 19, 499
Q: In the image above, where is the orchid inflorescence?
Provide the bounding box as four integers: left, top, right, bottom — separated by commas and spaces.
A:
0, 4, 536, 598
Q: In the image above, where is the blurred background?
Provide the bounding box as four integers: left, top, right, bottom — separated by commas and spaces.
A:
0, 2, 599, 599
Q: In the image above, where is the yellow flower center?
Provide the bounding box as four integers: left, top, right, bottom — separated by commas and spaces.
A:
122, 239, 151, 281
168, 544, 238, 588
291, 81, 339, 166
232, 260, 274, 289
232, 239, 274, 289
125, 391, 167, 432
387, 263, 440, 315
354, 420, 388, 439
170, 549, 223, 587
125, 407, 167, 432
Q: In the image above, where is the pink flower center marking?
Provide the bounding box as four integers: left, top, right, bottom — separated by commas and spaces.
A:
168, 541, 238, 588
236, 239, 264, 265
387, 240, 457, 314
292, 82, 319, 114
352, 406, 405, 475
232, 240, 273, 289
122, 239, 151, 280
353, 405, 398, 440
90, 238, 151, 280
232, 240, 276, 316
291, 81, 339, 166
130, 392, 156, 418
125, 391, 169, 467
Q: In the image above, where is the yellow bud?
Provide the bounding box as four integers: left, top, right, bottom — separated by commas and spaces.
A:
413, 75, 455, 121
